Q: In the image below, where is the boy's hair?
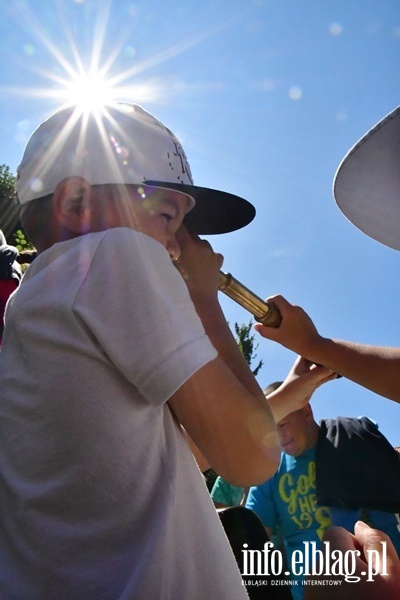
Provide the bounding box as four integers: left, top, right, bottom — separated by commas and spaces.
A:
20, 195, 54, 250
263, 381, 284, 397
16, 102, 255, 238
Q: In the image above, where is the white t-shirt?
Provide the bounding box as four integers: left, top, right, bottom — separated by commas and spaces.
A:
0, 228, 248, 599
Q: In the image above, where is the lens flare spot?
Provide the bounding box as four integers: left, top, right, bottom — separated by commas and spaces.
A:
23, 44, 35, 56
329, 22, 343, 36
30, 178, 43, 193
128, 6, 138, 18
109, 134, 130, 162
261, 79, 276, 92
288, 86, 302, 101
124, 45, 136, 58
336, 111, 348, 122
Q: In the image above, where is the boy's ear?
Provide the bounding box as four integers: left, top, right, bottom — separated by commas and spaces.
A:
52, 177, 92, 233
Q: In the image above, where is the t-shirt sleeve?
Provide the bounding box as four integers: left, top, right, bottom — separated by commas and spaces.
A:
245, 480, 277, 528
73, 228, 217, 406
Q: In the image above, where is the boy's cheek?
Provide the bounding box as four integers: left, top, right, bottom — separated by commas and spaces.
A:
167, 238, 181, 261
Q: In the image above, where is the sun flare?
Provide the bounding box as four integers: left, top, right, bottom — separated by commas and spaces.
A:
62, 72, 114, 112
0, 0, 239, 128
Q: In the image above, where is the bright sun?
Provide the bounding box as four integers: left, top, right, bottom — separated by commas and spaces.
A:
62, 72, 114, 112
0, 0, 223, 117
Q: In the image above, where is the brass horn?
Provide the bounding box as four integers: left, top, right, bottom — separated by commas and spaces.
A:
218, 272, 342, 376
218, 271, 281, 328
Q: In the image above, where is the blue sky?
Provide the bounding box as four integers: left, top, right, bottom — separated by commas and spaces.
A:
0, 0, 399, 445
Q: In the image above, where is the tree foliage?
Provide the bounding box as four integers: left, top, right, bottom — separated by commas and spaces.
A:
234, 320, 264, 376
0, 164, 15, 199
0, 164, 32, 251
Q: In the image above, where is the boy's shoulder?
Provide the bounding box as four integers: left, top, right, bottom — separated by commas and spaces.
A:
40, 227, 165, 262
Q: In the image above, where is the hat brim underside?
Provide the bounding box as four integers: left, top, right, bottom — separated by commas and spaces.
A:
145, 181, 256, 235
333, 106, 400, 251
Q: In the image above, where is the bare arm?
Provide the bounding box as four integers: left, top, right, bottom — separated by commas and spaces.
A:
182, 429, 211, 473
255, 295, 400, 403
183, 356, 334, 473
266, 356, 336, 423
168, 227, 280, 487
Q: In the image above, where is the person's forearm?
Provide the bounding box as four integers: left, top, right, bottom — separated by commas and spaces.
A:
171, 228, 280, 484
255, 295, 400, 404
266, 387, 307, 423
261, 356, 336, 423
304, 337, 400, 403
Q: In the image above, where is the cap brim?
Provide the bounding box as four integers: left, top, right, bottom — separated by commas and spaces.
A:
333, 106, 400, 251
145, 181, 256, 234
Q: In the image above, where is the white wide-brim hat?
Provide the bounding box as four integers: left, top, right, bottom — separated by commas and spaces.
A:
16, 102, 255, 235
333, 105, 400, 251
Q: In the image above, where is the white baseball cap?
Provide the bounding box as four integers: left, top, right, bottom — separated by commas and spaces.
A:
16, 102, 255, 235
333, 105, 400, 251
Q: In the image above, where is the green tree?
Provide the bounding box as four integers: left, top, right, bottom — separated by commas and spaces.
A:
234, 319, 264, 376
0, 165, 15, 198
0, 164, 20, 242
0, 164, 33, 252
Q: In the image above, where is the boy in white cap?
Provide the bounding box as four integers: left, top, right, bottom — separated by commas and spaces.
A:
0, 102, 287, 599
6, 101, 337, 598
